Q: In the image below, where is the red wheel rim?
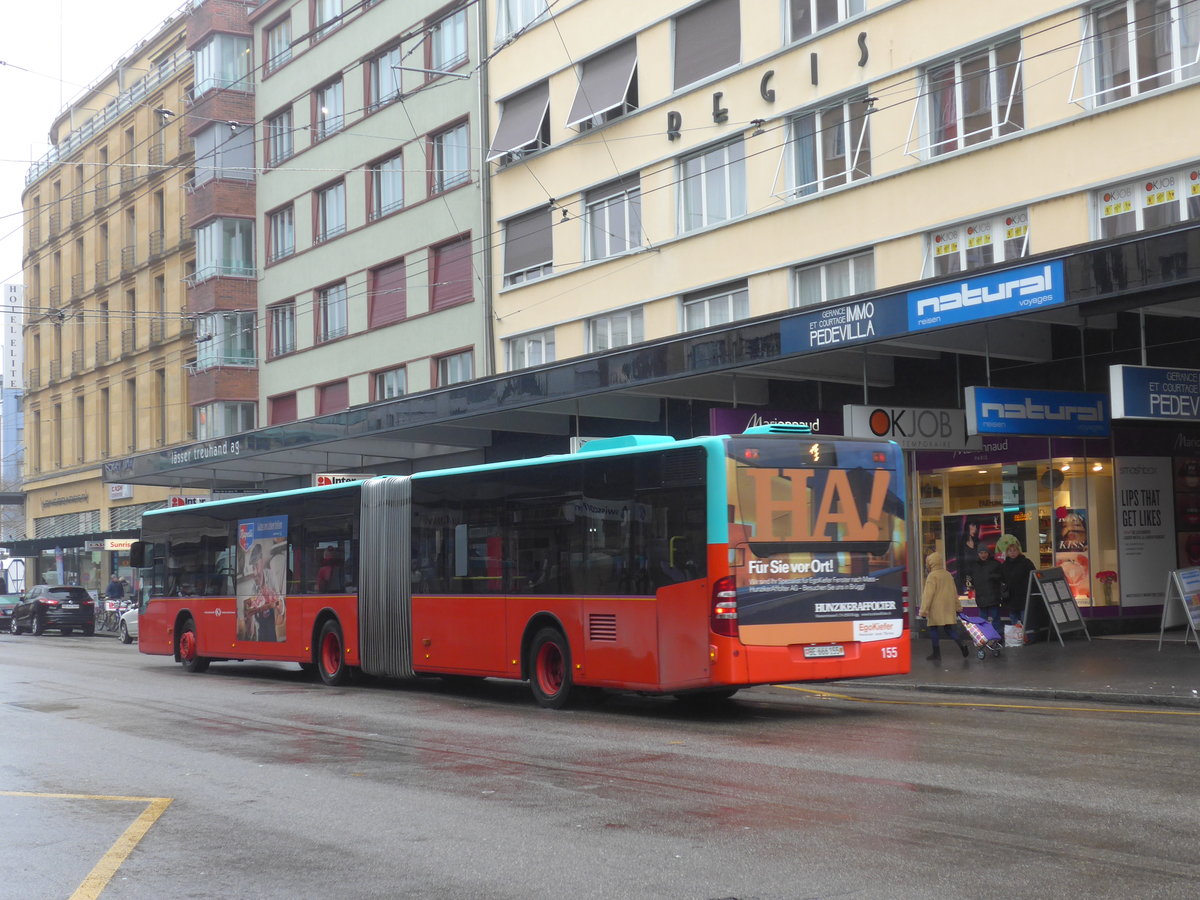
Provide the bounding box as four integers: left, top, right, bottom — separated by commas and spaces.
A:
320, 630, 342, 675
536, 642, 564, 695
179, 630, 196, 662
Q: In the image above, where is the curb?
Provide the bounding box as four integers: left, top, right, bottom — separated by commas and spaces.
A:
831, 680, 1200, 711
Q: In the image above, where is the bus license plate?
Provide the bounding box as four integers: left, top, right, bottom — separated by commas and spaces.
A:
804, 645, 844, 659
62, 603, 79, 610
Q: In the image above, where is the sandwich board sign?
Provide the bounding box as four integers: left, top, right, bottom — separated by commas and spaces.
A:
1158, 568, 1200, 652
1023, 567, 1091, 647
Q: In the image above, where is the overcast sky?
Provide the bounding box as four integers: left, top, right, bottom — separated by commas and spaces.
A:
0, 0, 182, 295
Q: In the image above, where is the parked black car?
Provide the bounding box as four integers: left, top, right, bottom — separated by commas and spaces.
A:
0, 593, 20, 632
9, 585, 96, 636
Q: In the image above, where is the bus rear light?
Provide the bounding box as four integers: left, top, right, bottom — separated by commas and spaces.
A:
711, 576, 739, 637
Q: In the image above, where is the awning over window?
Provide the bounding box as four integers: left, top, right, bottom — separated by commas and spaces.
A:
673, 0, 740, 90
487, 81, 550, 161
566, 40, 637, 128
504, 207, 552, 275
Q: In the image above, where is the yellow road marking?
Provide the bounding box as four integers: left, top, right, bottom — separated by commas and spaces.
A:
0, 791, 172, 899
775, 684, 1200, 716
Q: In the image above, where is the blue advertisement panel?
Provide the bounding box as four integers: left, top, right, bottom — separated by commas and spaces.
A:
1110, 365, 1200, 420
908, 260, 1065, 331
780, 295, 907, 353
965, 386, 1110, 437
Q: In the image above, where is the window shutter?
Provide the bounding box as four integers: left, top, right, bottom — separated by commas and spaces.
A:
369, 259, 407, 327
673, 0, 740, 89
503, 208, 552, 276
431, 235, 473, 309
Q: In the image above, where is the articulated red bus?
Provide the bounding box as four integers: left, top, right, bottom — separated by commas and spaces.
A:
133, 426, 909, 707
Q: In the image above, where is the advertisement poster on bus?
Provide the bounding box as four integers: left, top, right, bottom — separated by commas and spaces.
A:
237, 516, 288, 642
725, 438, 907, 646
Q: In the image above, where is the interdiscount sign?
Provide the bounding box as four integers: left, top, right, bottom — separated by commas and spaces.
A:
1110, 365, 1200, 421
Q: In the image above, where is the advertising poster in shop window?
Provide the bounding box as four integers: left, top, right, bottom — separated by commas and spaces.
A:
943, 512, 1002, 595
1055, 508, 1090, 601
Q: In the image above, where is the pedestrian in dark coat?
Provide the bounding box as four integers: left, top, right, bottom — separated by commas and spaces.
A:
996, 534, 1036, 624
971, 544, 1004, 639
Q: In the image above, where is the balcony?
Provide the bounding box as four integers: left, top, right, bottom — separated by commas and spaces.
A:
48, 212, 61, 236
149, 140, 165, 169
121, 328, 136, 356
120, 244, 137, 274
95, 339, 108, 366
95, 259, 109, 285
70, 196, 84, 224
150, 320, 165, 344
28, 224, 40, 249
70, 273, 84, 300
27, 368, 39, 390
49, 360, 61, 382
94, 178, 108, 206
71, 348, 84, 375
149, 229, 165, 259
48, 285, 61, 307
181, 215, 192, 246
120, 168, 137, 195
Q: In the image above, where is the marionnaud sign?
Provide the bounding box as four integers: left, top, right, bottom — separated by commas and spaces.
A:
844, 405, 978, 450
908, 260, 1065, 330
965, 387, 1110, 437
1110, 365, 1200, 421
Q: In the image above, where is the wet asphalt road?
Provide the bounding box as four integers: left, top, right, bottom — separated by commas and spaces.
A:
2, 632, 1199, 900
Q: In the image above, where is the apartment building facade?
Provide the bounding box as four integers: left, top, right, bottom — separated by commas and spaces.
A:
18, 8, 200, 589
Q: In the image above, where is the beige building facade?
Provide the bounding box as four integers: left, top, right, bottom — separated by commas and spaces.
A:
18, 9, 200, 589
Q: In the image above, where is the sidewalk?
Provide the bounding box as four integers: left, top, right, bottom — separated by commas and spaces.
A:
844, 632, 1200, 709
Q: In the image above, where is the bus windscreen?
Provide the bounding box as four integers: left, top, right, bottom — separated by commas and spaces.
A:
725, 437, 906, 646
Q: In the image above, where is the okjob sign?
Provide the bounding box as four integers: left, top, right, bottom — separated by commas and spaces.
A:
1109, 365, 1200, 421
844, 405, 977, 450
908, 260, 1065, 330
965, 387, 1110, 438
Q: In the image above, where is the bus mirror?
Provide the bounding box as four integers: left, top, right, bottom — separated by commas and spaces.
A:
129, 541, 148, 568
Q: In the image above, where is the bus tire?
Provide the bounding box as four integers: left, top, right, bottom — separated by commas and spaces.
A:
529, 626, 573, 709
179, 618, 210, 673
317, 620, 350, 686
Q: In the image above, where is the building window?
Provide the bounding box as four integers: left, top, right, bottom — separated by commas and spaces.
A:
430, 6, 468, 72
430, 234, 473, 309
270, 393, 297, 425
195, 401, 255, 440
788, 0, 864, 41
487, 82, 550, 164
195, 311, 256, 370
374, 367, 406, 400
588, 308, 644, 351
673, 0, 740, 89
317, 283, 348, 342
268, 206, 295, 262
789, 97, 871, 196
193, 34, 251, 96
794, 251, 874, 308
368, 258, 407, 327
265, 18, 292, 73
682, 282, 749, 331
927, 37, 1023, 156
192, 122, 255, 186
586, 177, 641, 259
266, 109, 294, 166
1096, 165, 1200, 238
568, 40, 638, 131
437, 350, 474, 386
369, 45, 403, 110
369, 153, 404, 219
1090, 0, 1200, 105
679, 139, 746, 233
928, 209, 1030, 276
318, 380, 349, 415
195, 218, 254, 281
315, 181, 346, 243
506, 330, 554, 370
496, 0, 548, 39
431, 122, 470, 192
503, 207, 552, 285
314, 0, 342, 38
269, 301, 296, 357
314, 80, 344, 139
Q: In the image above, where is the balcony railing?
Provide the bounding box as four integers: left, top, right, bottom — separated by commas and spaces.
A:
49, 360, 61, 382
150, 320, 165, 344
95, 259, 109, 285
48, 212, 61, 236
149, 141, 165, 168
95, 339, 108, 366
70, 273, 84, 299
71, 348, 84, 375
149, 229, 165, 259
28, 224, 40, 248
27, 368, 40, 389
70, 196, 84, 224
120, 244, 137, 273
121, 328, 136, 355
94, 178, 108, 206
48, 285, 61, 307
120, 168, 137, 194
181, 215, 192, 246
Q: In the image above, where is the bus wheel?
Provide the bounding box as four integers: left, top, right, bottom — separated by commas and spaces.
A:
317, 620, 350, 686
179, 618, 210, 673
529, 627, 573, 709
